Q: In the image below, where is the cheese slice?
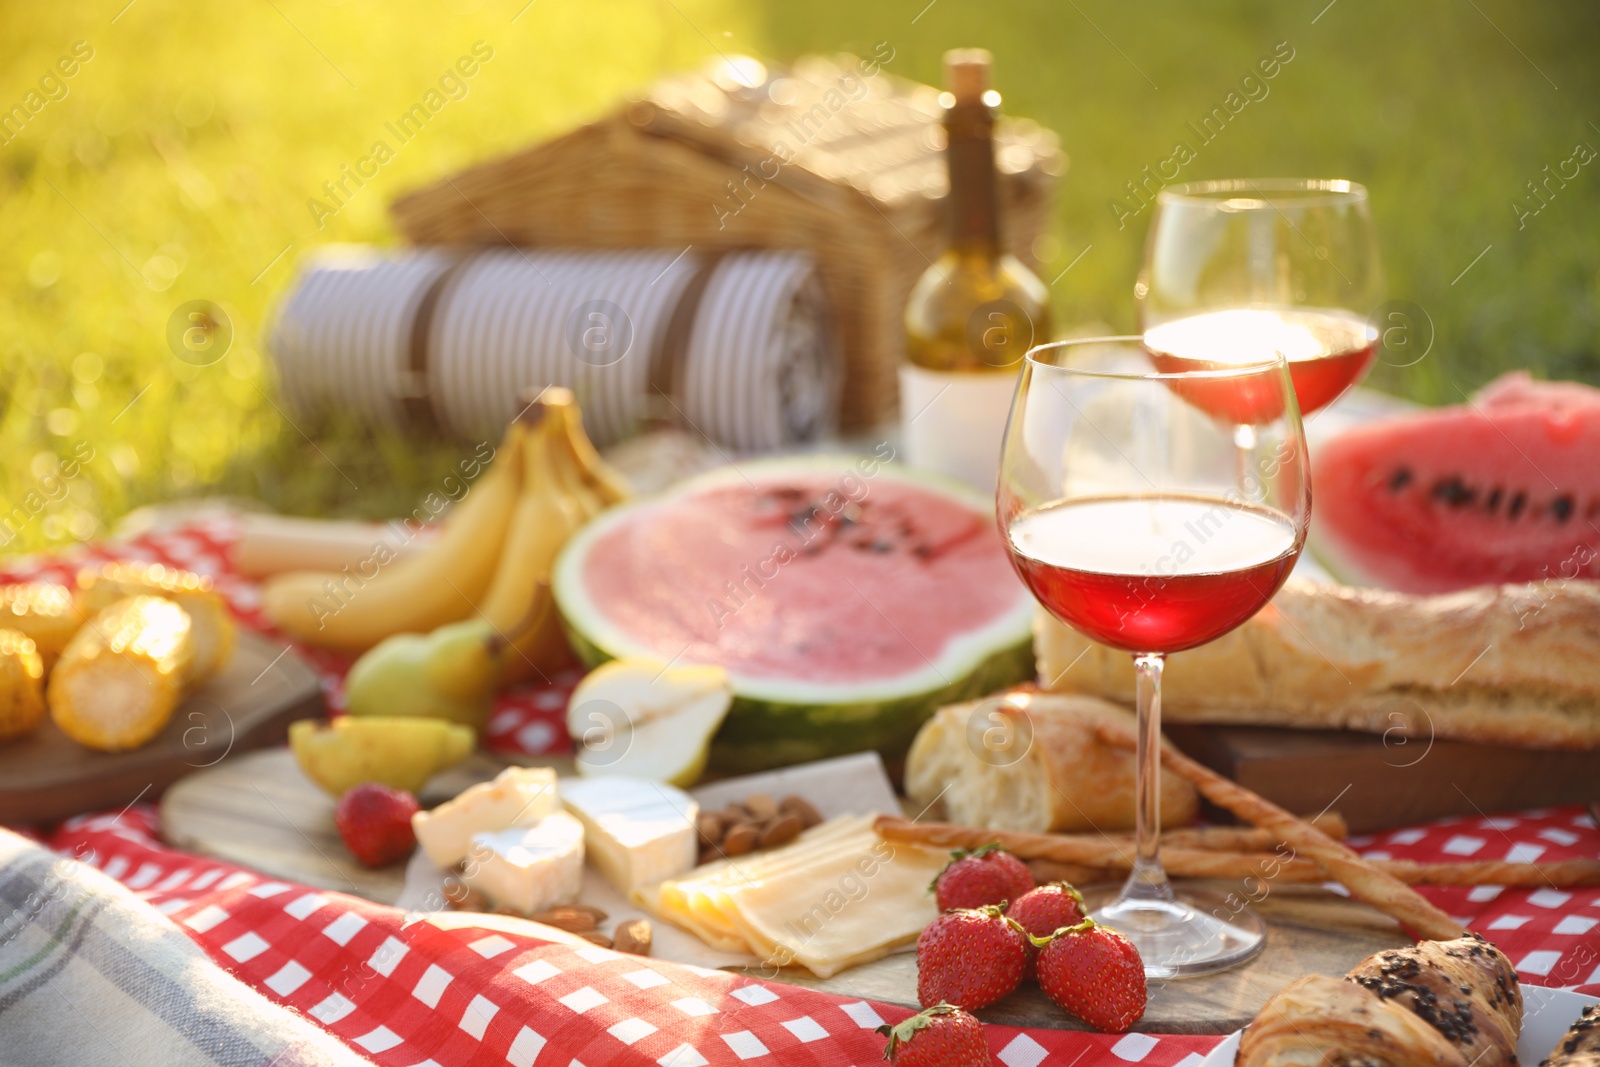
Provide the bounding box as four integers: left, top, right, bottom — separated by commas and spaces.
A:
412, 766, 560, 868
462, 811, 584, 915
560, 776, 698, 896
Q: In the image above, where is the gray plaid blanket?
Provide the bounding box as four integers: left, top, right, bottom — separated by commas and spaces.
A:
0, 828, 369, 1067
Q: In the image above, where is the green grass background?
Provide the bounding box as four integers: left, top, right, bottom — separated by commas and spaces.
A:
2, 0, 1597, 549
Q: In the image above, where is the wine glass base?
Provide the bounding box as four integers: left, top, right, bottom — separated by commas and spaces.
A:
1080, 884, 1267, 979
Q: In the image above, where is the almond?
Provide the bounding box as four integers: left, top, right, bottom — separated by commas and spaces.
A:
530, 907, 597, 933
614, 918, 652, 956
722, 822, 761, 855
578, 931, 613, 948
758, 813, 803, 848
567, 903, 609, 922
780, 795, 824, 828
697, 813, 725, 848
744, 793, 779, 821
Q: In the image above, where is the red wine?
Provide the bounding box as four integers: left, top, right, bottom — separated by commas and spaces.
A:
1145, 308, 1379, 419
1007, 494, 1300, 653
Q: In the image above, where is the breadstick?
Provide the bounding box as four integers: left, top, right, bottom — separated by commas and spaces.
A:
1090, 721, 1464, 939
883, 818, 1600, 888
1123, 812, 1347, 852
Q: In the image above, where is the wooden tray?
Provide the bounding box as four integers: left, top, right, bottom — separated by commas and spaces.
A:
0, 630, 324, 825
1168, 724, 1600, 834
164, 747, 1409, 1033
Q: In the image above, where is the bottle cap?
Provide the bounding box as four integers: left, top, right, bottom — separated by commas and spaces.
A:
943, 48, 992, 106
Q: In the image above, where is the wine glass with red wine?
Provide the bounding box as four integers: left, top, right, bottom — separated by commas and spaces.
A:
998, 337, 1311, 977
1140, 179, 1382, 418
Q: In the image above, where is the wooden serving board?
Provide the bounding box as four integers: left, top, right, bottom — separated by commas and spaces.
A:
163, 746, 1409, 1033
0, 630, 324, 825
1168, 724, 1600, 834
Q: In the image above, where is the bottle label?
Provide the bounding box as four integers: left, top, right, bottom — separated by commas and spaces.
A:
899, 364, 1020, 496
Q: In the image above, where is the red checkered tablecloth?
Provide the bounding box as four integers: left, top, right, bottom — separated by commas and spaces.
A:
7, 518, 1600, 1065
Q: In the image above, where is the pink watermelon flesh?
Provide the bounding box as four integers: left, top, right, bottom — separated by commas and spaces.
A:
1313, 373, 1600, 593
579, 476, 1024, 683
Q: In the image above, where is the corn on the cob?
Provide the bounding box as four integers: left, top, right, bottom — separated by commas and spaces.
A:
48, 595, 193, 751
0, 582, 83, 674
0, 629, 46, 742
76, 561, 234, 686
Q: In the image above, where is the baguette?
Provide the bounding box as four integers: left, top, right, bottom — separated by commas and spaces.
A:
1038, 578, 1600, 749
904, 691, 1198, 833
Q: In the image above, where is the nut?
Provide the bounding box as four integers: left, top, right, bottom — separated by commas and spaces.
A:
779, 795, 823, 828
614, 918, 652, 956
744, 793, 779, 821
697, 813, 725, 847
758, 813, 803, 849
530, 906, 597, 933
567, 903, 608, 923
578, 931, 613, 948
722, 822, 761, 855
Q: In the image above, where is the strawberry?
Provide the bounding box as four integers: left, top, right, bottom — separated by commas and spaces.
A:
931, 845, 1034, 912
1004, 882, 1086, 979
878, 1003, 992, 1066
1034, 918, 1147, 1032
915, 905, 1029, 1010
334, 783, 420, 868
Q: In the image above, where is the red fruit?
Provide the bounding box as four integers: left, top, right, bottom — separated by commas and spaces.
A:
1005, 883, 1086, 979
334, 783, 420, 868
916, 905, 1029, 1011
878, 1003, 993, 1066
932, 845, 1034, 912
1034, 919, 1147, 1032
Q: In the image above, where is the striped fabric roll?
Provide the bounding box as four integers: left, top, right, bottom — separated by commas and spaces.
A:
267, 246, 456, 426
268, 247, 840, 450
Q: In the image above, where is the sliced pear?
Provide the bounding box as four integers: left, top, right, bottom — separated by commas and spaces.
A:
567, 659, 732, 786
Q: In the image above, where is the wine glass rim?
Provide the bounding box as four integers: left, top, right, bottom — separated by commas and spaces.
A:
1025, 336, 1289, 380
1157, 177, 1368, 207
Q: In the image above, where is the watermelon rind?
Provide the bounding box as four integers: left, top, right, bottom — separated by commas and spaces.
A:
552, 456, 1037, 773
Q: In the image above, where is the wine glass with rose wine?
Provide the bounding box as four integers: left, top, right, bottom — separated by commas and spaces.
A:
1140, 179, 1382, 421
998, 337, 1310, 976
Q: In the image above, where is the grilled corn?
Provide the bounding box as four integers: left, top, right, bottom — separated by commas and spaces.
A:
0, 629, 46, 742
76, 561, 234, 685
0, 582, 83, 674
48, 595, 193, 751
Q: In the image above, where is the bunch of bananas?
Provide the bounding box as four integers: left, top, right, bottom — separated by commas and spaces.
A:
262, 389, 628, 680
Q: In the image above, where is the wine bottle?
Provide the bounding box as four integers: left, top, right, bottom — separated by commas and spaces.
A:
901, 48, 1052, 495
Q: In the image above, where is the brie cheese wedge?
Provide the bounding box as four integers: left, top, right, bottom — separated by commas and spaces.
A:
412, 766, 560, 868
560, 776, 698, 897
462, 811, 585, 915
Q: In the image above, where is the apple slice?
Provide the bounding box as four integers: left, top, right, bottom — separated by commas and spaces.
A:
566, 659, 732, 786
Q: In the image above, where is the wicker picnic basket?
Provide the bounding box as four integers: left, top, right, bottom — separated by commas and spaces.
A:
389, 54, 1064, 430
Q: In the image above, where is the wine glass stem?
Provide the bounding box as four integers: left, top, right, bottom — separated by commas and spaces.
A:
1125, 651, 1175, 904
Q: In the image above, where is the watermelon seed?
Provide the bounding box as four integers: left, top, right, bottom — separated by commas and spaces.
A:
1551, 495, 1574, 522
1508, 491, 1528, 519
1388, 467, 1414, 491
1431, 477, 1475, 507
1485, 487, 1503, 513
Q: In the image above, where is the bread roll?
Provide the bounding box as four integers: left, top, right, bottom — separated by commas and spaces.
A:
904, 691, 1198, 832
1038, 578, 1600, 748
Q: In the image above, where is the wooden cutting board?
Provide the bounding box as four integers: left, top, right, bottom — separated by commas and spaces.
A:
0, 630, 324, 825
163, 746, 1408, 1033
1168, 724, 1600, 834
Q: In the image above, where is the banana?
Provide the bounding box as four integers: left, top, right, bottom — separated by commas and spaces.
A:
262, 424, 525, 652
480, 404, 588, 683
553, 394, 631, 507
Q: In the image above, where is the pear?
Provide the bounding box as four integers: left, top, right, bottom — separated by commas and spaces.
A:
343, 618, 501, 730
566, 659, 732, 786
289, 716, 474, 796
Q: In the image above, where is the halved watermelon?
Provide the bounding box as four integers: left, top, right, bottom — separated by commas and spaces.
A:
1312, 372, 1600, 592
551, 454, 1036, 772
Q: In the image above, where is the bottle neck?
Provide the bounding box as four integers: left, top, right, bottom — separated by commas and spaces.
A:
944, 101, 1001, 256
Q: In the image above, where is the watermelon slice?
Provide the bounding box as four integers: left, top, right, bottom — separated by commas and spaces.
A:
1311, 372, 1600, 592
552, 455, 1036, 772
